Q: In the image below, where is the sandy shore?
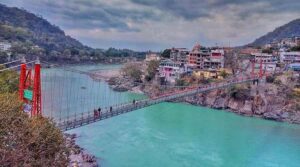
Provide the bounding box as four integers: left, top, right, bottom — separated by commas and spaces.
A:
89, 69, 120, 81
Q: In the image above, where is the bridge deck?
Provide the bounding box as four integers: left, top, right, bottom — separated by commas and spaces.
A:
57, 77, 259, 131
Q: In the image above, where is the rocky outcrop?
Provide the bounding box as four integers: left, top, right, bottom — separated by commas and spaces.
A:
182, 81, 300, 124
65, 134, 99, 167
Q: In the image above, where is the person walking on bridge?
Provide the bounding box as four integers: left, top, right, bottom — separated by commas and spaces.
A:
94, 109, 98, 118
98, 107, 101, 118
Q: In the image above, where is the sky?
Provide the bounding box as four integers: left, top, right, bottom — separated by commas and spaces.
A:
0, 0, 300, 51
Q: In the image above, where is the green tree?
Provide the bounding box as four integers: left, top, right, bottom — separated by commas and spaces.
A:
175, 78, 186, 86
0, 66, 19, 93
219, 70, 228, 79
122, 63, 143, 81
262, 48, 273, 54
146, 60, 159, 80
290, 45, 300, 51
161, 49, 171, 58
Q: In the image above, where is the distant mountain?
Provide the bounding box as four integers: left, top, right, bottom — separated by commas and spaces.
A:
0, 4, 145, 63
248, 18, 300, 47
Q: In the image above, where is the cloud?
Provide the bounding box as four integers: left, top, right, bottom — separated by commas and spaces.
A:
0, 0, 300, 50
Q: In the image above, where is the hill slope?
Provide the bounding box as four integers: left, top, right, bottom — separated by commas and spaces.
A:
0, 4, 91, 52
0, 4, 145, 63
249, 18, 300, 46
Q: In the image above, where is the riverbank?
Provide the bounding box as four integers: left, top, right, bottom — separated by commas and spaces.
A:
90, 68, 121, 81
65, 133, 99, 167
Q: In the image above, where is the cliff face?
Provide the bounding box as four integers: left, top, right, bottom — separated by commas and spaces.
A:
182, 75, 300, 124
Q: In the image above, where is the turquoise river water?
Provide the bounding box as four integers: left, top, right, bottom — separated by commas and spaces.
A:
44, 65, 300, 167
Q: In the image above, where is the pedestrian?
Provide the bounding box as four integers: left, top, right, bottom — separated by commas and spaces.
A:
94, 109, 97, 118
110, 106, 112, 112
98, 107, 101, 117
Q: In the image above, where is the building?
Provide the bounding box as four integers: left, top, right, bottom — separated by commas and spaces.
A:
210, 49, 225, 69
188, 44, 225, 70
288, 63, 300, 71
0, 42, 11, 51
170, 48, 189, 65
145, 52, 160, 62
296, 37, 300, 46
159, 59, 186, 83
280, 52, 300, 64
251, 53, 277, 72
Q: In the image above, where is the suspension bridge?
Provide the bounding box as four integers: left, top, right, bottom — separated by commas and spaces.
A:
0, 58, 265, 131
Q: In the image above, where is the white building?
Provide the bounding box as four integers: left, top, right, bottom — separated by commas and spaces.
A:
159, 59, 186, 83
251, 53, 277, 72
280, 52, 300, 64
0, 42, 11, 51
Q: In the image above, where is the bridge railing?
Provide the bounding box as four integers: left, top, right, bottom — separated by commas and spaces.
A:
56, 76, 259, 130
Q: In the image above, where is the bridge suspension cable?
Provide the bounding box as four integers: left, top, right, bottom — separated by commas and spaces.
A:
0, 60, 35, 72
0, 59, 23, 66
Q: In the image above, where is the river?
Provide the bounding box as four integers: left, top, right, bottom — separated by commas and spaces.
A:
43, 64, 300, 167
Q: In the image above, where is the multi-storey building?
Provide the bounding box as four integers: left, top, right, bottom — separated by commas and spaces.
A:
170, 48, 189, 65
251, 53, 277, 72
280, 52, 300, 63
188, 44, 224, 70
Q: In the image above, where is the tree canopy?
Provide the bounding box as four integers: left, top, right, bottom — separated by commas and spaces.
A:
146, 60, 159, 81
161, 49, 171, 58
0, 69, 69, 166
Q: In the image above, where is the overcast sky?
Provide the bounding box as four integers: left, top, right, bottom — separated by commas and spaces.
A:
1, 0, 300, 51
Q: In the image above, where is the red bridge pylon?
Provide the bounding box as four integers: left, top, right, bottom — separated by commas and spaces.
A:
19, 58, 42, 117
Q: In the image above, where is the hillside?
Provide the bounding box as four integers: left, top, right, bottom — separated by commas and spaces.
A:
249, 18, 300, 46
0, 4, 145, 63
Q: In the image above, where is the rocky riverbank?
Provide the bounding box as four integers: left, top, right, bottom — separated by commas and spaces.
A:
107, 68, 300, 124
177, 74, 300, 124
65, 134, 99, 167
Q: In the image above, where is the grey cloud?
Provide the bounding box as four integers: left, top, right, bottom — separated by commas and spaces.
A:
15, 0, 160, 32
131, 0, 300, 20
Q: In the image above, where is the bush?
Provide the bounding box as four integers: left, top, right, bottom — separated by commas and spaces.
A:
175, 78, 186, 86
229, 85, 251, 100
0, 66, 19, 93
274, 78, 282, 85
219, 70, 228, 79
266, 76, 275, 83
0, 93, 69, 166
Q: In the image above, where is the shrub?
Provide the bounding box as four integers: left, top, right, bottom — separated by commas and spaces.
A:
0, 93, 69, 166
219, 70, 228, 79
175, 78, 186, 86
266, 76, 275, 83
274, 78, 282, 85
229, 85, 251, 100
